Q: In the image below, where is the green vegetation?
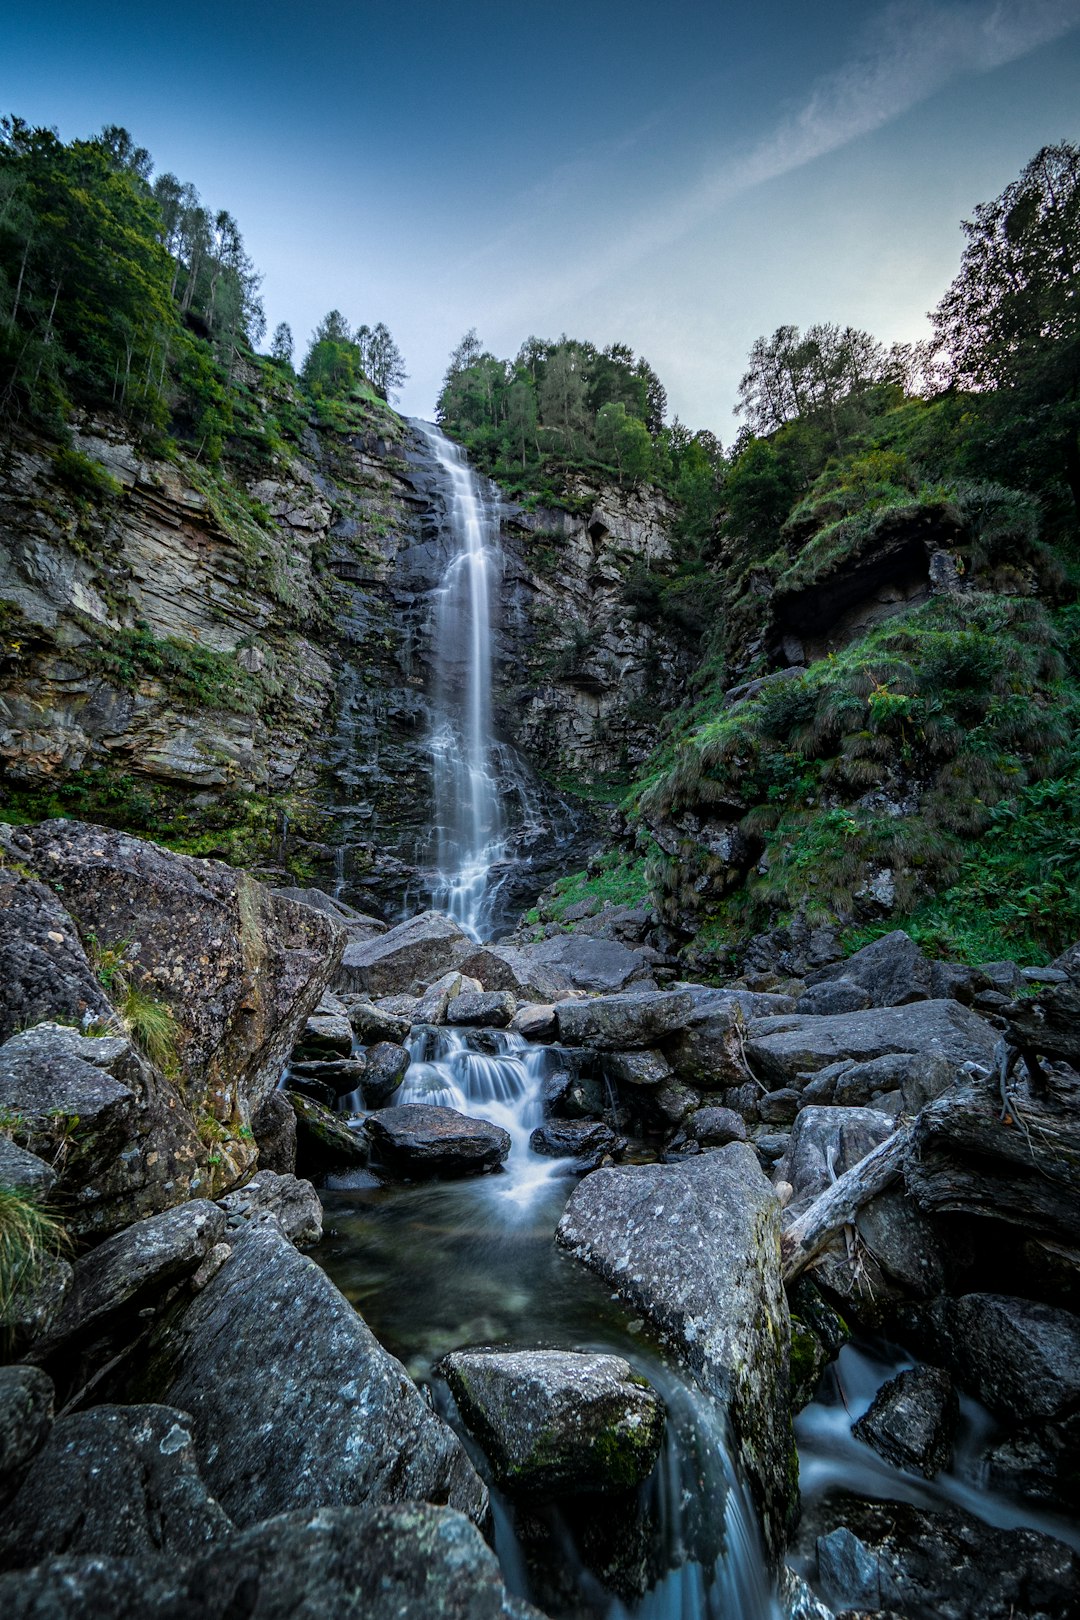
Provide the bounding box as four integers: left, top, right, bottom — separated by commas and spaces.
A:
73, 623, 261, 711
524, 850, 652, 929
0, 1184, 68, 1338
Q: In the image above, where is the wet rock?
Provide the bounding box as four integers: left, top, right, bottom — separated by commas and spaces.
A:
852, 1366, 958, 1477
0, 1555, 178, 1618
285, 1072, 339, 1108
447, 989, 517, 1028
943, 1294, 1080, 1422
0, 1136, 56, 1196
686, 1105, 747, 1146
788, 1278, 849, 1411
529, 1119, 619, 1167
217, 1170, 322, 1248
510, 1002, 558, 1041
0, 1404, 231, 1569
556, 1144, 794, 1554
360, 1041, 410, 1105
289, 1093, 369, 1170
808, 1495, 1079, 1619
143, 1220, 487, 1527
659, 996, 748, 1088
854, 1186, 946, 1299
0, 1367, 53, 1507
980, 1411, 1080, 1515
346, 999, 412, 1045
335, 911, 471, 997
603, 1048, 673, 1088
746, 1002, 997, 1089
556, 990, 695, 1051
441, 1348, 663, 1494
414, 970, 469, 1025
7, 822, 344, 1151
39, 1200, 225, 1352
366, 1103, 511, 1178
779, 1565, 836, 1620
288, 1056, 366, 1093
292, 1012, 353, 1057
250, 1090, 296, 1176
798, 982, 874, 1016
775, 1107, 896, 1217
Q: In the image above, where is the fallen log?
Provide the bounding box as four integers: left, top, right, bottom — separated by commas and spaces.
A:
780, 1121, 916, 1285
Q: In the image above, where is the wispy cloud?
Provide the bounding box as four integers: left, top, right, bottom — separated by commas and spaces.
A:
479, 0, 1080, 328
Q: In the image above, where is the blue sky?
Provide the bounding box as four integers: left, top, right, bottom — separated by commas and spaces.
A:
5, 0, 1080, 435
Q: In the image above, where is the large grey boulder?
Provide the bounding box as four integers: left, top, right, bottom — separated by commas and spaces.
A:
463, 938, 654, 1000
808, 1495, 1079, 1619
555, 990, 695, 1050
335, 910, 471, 997
365, 1104, 511, 1178
0, 1367, 53, 1507
852, 1366, 958, 1477
660, 995, 748, 1088
272, 886, 387, 942
441, 1348, 664, 1494
0, 1404, 231, 1569
447, 989, 517, 1028
0, 850, 114, 1043
805, 931, 934, 1007
217, 1170, 322, 1248
556, 1144, 794, 1554
746, 1001, 997, 1088
289, 1093, 369, 1171
346, 999, 411, 1044
942, 1294, 1080, 1423
40, 1199, 225, 1351
0, 1503, 543, 1620
143, 1220, 486, 1527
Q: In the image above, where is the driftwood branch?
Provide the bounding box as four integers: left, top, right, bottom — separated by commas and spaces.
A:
780, 1122, 916, 1285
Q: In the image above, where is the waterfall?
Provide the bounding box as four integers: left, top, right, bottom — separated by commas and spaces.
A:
412, 420, 510, 940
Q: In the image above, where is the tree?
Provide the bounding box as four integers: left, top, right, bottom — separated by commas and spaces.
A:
735, 322, 886, 448
931, 143, 1080, 522
538, 342, 588, 445
360, 321, 407, 400
270, 321, 294, 367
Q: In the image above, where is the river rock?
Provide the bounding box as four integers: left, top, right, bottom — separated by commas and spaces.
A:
942, 1294, 1080, 1422
0, 1367, 53, 1507
511, 1002, 558, 1041
285, 1072, 339, 1108
852, 1365, 958, 1477
529, 1119, 619, 1167
288, 1056, 366, 1093
556, 989, 695, 1051
0, 1404, 231, 1570
39, 1199, 226, 1352
217, 1170, 322, 1247
250, 1090, 296, 1175
805, 931, 935, 1007
745, 1001, 997, 1088
654, 996, 747, 1088
360, 1041, 410, 1105
556, 1143, 794, 1554
808, 1494, 1080, 1619
142, 1219, 487, 1527
365, 1103, 511, 1177
414, 970, 469, 1025
603, 1047, 673, 1087
0, 1136, 56, 1196
346, 999, 412, 1044
447, 989, 517, 1028
292, 1012, 353, 1057
980, 1411, 1080, 1514
441, 1348, 664, 1494
289, 1093, 369, 1170
686, 1105, 747, 1145
5, 821, 344, 1158
854, 1186, 947, 1299
335, 910, 472, 997
798, 981, 874, 1016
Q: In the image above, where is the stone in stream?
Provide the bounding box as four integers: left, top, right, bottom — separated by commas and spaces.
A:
556, 1142, 795, 1555
345, 998, 412, 1045
510, 1002, 558, 1041
0, 1503, 544, 1620
940, 1293, 1080, 1423
365, 1103, 511, 1178
807, 1494, 1080, 1619
555, 989, 696, 1051
0, 1404, 231, 1570
138, 1219, 487, 1528
602, 1047, 673, 1088
0, 1367, 54, 1508
216, 1170, 323, 1248
360, 1040, 411, 1105
291, 1011, 354, 1057
288, 1055, 366, 1093
334, 910, 472, 997
529, 1118, 619, 1168
447, 989, 517, 1028
852, 1365, 958, 1477
685, 1105, 747, 1146
288, 1092, 369, 1170
250, 1089, 296, 1176
441, 1348, 664, 1495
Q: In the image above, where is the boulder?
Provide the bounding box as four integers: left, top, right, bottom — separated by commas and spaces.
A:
775, 1107, 896, 1217
529, 1119, 619, 1167
466, 938, 654, 1000
746, 1001, 997, 1089
806, 931, 934, 1007
0, 1557, 178, 1617
0, 1136, 56, 1196
360, 1041, 410, 1106
365, 1104, 511, 1178
1003, 940, 1080, 1064
980, 1411, 1080, 1515
686, 1105, 747, 1146
658, 996, 748, 1088
798, 982, 874, 1016
3, 1254, 73, 1349
217, 1170, 322, 1248
289, 1093, 369, 1171
808, 1495, 1079, 1619
5, 822, 344, 1154
292, 1012, 353, 1057
285, 1072, 339, 1108
141, 1220, 487, 1528
759, 1087, 801, 1124
852, 1366, 958, 1477
556, 990, 695, 1051
250, 1090, 296, 1176
272, 886, 387, 942
0, 1367, 53, 1507
800, 1052, 911, 1108
942, 1294, 1080, 1423
854, 1186, 946, 1299
603, 1048, 673, 1088
510, 1003, 558, 1041
288, 1056, 366, 1093
0, 851, 114, 1043
447, 989, 517, 1028
414, 971, 468, 1025
39, 1200, 225, 1352
441, 1349, 664, 1494
556, 1144, 794, 1554
335, 911, 471, 997
0, 1404, 231, 1570
346, 999, 412, 1045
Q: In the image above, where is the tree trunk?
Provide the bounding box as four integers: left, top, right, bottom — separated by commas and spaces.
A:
780, 1122, 915, 1285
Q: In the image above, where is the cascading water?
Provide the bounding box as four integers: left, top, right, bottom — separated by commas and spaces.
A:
413, 420, 518, 939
